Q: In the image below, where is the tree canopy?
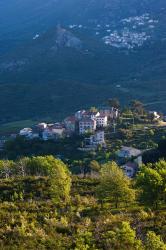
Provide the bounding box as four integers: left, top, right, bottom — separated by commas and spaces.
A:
107, 98, 120, 109
0, 156, 72, 204
136, 160, 166, 208
97, 161, 135, 207
104, 221, 143, 250
145, 231, 166, 250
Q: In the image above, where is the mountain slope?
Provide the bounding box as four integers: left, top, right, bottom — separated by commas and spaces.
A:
0, 0, 166, 122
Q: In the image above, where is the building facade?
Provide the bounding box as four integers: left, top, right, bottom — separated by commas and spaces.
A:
79, 118, 96, 134
96, 115, 108, 127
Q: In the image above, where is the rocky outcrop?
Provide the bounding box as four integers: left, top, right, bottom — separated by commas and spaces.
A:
56, 25, 82, 50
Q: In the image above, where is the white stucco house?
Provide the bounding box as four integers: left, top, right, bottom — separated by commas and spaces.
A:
117, 146, 142, 166
79, 118, 96, 134
89, 130, 105, 145
37, 123, 48, 130
149, 111, 160, 121
96, 115, 108, 127
19, 128, 33, 137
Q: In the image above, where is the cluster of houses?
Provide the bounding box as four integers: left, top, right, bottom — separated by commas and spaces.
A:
65, 108, 118, 135
103, 13, 159, 49
103, 29, 150, 49
20, 122, 65, 141
19, 108, 119, 148
68, 13, 158, 50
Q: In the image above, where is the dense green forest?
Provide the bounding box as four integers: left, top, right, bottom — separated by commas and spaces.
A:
0, 155, 166, 249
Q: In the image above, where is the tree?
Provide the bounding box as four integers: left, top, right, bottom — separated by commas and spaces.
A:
130, 100, 144, 115
26, 156, 72, 203
89, 160, 101, 174
16, 157, 30, 177
147, 129, 155, 137
145, 231, 166, 250
136, 160, 166, 208
0, 160, 15, 178
77, 160, 87, 178
119, 128, 133, 140
104, 222, 143, 250
89, 107, 98, 113
108, 98, 120, 109
74, 230, 95, 250
97, 162, 135, 208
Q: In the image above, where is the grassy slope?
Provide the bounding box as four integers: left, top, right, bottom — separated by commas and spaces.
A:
0, 120, 37, 136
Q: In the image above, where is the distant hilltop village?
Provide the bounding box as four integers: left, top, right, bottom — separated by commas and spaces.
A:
67, 13, 158, 50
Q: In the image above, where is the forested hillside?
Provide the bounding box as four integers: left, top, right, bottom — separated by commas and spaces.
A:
0, 0, 166, 122
0, 156, 166, 249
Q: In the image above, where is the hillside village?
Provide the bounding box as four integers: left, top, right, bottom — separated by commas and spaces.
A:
17, 107, 164, 141
18, 107, 119, 146
0, 101, 165, 179
68, 13, 158, 49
